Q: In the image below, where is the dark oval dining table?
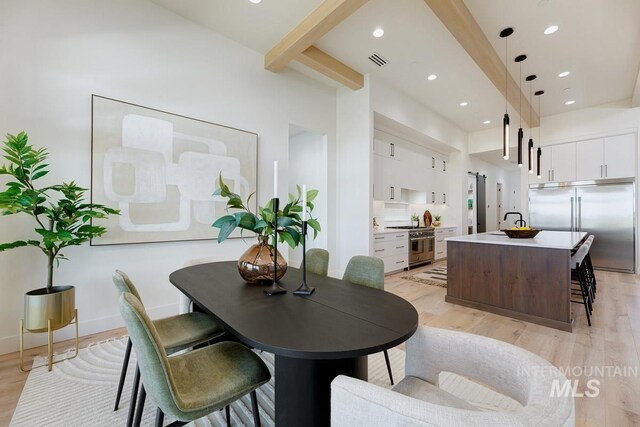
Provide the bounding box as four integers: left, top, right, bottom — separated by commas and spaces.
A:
170, 261, 418, 427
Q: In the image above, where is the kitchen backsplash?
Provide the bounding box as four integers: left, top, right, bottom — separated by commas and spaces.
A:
373, 200, 449, 228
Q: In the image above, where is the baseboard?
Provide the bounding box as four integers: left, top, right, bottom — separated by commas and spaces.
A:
0, 303, 179, 356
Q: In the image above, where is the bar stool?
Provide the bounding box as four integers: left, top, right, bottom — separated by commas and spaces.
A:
570, 244, 592, 326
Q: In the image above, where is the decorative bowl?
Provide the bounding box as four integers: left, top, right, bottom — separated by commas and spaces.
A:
501, 229, 541, 239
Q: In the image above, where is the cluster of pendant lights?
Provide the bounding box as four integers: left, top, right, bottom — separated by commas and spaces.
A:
499, 27, 544, 178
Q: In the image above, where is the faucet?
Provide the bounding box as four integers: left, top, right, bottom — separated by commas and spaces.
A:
503, 212, 526, 227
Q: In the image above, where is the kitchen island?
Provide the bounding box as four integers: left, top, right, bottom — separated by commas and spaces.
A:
446, 231, 587, 332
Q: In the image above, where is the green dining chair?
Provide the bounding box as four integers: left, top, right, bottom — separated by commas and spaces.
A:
302, 248, 330, 276
112, 271, 225, 427
343, 256, 394, 385
119, 292, 271, 427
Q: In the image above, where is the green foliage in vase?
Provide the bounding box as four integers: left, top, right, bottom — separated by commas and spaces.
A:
212, 174, 321, 248
0, 132, 120, 290
434, 215, 442, 221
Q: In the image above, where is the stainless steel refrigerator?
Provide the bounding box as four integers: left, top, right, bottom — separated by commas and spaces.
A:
529, 178, 635, 272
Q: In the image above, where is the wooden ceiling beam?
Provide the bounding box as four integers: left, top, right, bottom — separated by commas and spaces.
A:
265, 0, 369, 73
424, 0, 539, 127
296, 46, 364, 90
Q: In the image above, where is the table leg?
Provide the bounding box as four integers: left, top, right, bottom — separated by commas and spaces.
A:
275, 355, 368, 427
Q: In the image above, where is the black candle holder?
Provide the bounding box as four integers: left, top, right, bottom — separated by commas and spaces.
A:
264, 197, 286, 296
294, 221, 315, 296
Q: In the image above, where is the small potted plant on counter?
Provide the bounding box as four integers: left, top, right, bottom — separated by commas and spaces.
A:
212, 175, 321, 284
433, 215, 442, 227
0, 132, 119, 371
411, 214, 420, 228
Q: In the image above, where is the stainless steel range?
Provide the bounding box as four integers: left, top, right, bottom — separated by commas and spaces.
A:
386, 226, 435, 268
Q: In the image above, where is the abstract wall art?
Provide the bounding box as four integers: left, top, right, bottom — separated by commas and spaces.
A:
90, 95, 257, 245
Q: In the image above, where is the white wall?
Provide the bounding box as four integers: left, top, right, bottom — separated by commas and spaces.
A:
335, 77, 372, 276
288, 128, 328, 267
0, 0, 337, 354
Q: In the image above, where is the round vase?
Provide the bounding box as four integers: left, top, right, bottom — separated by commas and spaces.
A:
24, 285, 75, 333
237, 236, 288, 284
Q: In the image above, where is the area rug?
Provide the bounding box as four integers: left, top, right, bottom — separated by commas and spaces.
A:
11, 337, 518, 426
403, 265, 448, 288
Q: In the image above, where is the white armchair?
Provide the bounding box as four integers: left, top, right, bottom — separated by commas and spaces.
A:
331, 327, 575, 426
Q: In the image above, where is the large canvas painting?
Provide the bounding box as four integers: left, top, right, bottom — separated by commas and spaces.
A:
91, 95, 258, 245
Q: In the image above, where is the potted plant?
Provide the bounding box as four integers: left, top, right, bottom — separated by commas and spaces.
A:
411, 214, 420, 228
433, 215, 442, 227
212, 175, 320, 284
0, 132, 119, 347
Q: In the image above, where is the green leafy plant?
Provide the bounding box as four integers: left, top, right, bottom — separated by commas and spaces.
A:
411, 214, 419, 221
212, 175, 321, 248
0, 132, 119, 291
434, 215, 442, 221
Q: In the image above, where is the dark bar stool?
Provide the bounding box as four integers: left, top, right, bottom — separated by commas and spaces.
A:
570, 244, 593, 326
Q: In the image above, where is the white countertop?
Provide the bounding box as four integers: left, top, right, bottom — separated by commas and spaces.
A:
373, 228, 409, 235
446, 231, 587, 250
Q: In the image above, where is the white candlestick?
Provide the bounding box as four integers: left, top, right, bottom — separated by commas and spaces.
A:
273, 160, 278, 199
302, 185, 307, 221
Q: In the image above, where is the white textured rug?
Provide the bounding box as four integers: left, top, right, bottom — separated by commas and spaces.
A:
11, 337, 519, 426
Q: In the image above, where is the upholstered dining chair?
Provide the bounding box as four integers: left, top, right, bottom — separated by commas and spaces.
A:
342, 256, 394, 385
119, 292, 271, 427
332, 326, 575, 427
112, 271, 225, 427
303, 248, 330, 276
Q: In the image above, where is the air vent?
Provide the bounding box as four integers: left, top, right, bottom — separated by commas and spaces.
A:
368, 52, 388, 67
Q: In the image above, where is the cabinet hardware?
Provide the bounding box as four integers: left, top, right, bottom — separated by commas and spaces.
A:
375, 237, 384, 240
605, 164, 608, 177
443, 193, 446, 204
396, 260, 404, 264
600, 165, 603, 178
431, 157, 435, 168
431, 191, 435, 203
395, 235, 404, 238
443, 161, 446, 172
390, 186, 394, 200
375, 249, 385, 253
396, 246, 405, 249
390, 143, 395, 157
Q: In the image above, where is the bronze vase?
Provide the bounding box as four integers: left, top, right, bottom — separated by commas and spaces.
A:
238, 236, 288, 284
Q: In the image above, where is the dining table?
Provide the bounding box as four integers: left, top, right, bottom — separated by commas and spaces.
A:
169, 261, 419, 427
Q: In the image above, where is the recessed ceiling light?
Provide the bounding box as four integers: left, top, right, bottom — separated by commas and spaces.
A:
558, 71, 570, 77
483, 120, 491, 124
459, 101, 468, 107
544, 25, 559, 35
249, 0, 262, 3
565, 100, 575, 105
372, 28, 384, 38
427, 74, 437, 81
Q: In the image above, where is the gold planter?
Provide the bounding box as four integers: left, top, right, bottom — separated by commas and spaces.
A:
24, 286, 75, 332
20, 286, 78, 372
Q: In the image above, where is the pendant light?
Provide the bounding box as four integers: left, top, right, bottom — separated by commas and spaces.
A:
526, 74, 537, 174
500, 28, 513, 160
534, 90, 545, 179
514, 54, 527, 167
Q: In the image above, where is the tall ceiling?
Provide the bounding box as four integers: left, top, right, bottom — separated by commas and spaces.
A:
150, 0, 640, 133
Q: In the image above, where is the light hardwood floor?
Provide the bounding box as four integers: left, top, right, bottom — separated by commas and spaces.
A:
1, 265, 639, 426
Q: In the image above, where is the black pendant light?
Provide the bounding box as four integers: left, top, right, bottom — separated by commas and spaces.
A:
526, 74, 537, 174
534, 90, 545, 179
500, 28, 513, 160
514, 54, 527, 167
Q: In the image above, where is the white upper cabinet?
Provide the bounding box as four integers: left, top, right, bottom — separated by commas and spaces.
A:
574, 133, 635, 180
550, 143, 577, 182
576, 138, 604, 180
604, 134, 635, 179
373, 155, 401, 202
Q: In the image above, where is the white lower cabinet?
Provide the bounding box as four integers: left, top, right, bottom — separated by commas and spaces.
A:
434, 227, 456, 260
373, 231, 408, 273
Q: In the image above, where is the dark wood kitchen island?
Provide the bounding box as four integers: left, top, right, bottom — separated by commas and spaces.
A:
446, 231, 587, 332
